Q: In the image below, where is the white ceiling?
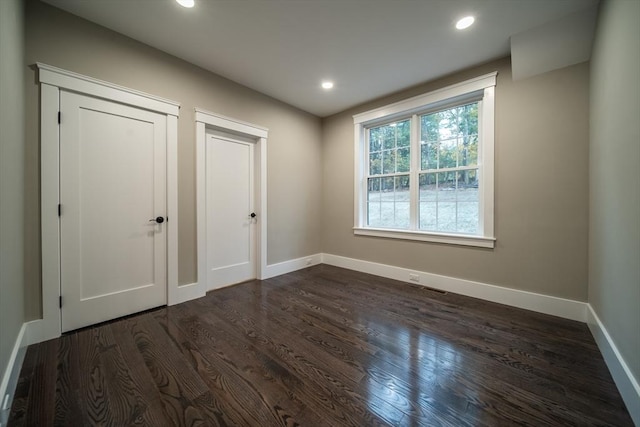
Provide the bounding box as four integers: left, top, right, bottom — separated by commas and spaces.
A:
41, 0, 598, 117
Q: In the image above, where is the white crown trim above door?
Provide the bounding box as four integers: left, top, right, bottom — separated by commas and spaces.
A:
36, 63, 180, 342
37, 63, 180, 116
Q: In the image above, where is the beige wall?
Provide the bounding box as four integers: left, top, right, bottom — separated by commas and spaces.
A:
322, 57, 590, 301
7, 0, 639, 402
589, 0, 640, 382
0, 0, 26, 392
24, 0, 323, 319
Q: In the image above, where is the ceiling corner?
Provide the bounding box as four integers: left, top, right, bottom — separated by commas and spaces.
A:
510, 5, 599, 81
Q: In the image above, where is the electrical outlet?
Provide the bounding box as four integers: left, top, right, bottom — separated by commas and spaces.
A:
409, 274, 420, 283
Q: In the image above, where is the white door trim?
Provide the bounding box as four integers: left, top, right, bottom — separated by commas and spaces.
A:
37, 63, 180, 342
195, 108, 268, 297
37, 63, 180, 116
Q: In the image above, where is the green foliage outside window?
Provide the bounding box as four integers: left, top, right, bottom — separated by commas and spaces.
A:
366, 102, 481, 233
369, 119, 410, 178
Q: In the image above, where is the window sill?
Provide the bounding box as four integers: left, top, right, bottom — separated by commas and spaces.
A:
353, 227, 495, 248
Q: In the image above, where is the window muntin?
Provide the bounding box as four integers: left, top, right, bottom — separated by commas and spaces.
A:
364, 103, 480, 234
418, 102, 479, 234
353, 72, 496, 248
367, 120, 411, 229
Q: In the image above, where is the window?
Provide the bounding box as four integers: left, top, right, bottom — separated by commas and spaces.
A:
354, 73, 496, 248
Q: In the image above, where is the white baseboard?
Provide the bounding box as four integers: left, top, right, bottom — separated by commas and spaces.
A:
319, 254, 639, 421
263, 253, 323, 280
24, 319, 53, 347
0, 323, 29, 427
587, 305, 640, 425
170, 254, 324, 305
10, 253, 638, 424
321, 253, 587, 322
172, 282, 206, 305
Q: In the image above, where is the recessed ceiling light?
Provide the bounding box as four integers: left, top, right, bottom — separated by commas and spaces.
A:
176, 0, 195, 8
456, 16, 475, 30
321, 81, 334, 90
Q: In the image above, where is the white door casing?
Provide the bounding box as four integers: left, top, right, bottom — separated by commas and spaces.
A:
206, 135, 256, 288
59, 91, 167, 332
195, 109, 268, 297
37, 63, 179, 343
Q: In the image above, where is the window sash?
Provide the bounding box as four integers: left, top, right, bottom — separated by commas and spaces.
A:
363, 104, 481, 235
354, 72, 496, 248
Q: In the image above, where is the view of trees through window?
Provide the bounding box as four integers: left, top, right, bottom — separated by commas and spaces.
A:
367, 102, 480, 234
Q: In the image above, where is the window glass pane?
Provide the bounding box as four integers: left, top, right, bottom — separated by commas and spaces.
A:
367, 202, 381, 227
396, 120, 410, 147
419, 173, 437, 201
394, 175, 410, 228
436, 202, 457, 232
457, 203, 478, 234
436, 170, 457, 232
458, 134, 478, 167
393, 202, 410, 228
457, 168, 478, 190
372, 203, 392, 227
460, 103, 478, 136
359, 78, 491, 240
369, 120, 412, 177
420, 140, 437, 170
457, 103, 478, 167
453, 106, 464, 139
436, 171, 456, 232
421, 112, 440, 142
369, 127, 382, 152
383, 125, 396, 150
367, 175, 410, 229
419, 173, 437, 231
456, 169, 478, 234
438, 171, 456, 195
418, 170, 479, 233
442, 108, 459, 141
421, 102, 479, 171
397, 147, 410, 173
369, 152, 381, 175
395, 175, 410, 196
382, 150, 396, 174
381, 176, 395, 198
439, 138, 457, 169
367, 177, 380, 200
390, 175, 410, 228
367, 177, 381, 227
419, 202, 437, 230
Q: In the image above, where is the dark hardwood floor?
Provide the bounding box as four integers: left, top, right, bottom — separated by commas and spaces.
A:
9, 265, 633, 426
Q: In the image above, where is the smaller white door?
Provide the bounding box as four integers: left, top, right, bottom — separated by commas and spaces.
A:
60, 91, 167, 332
206, 135, 256, 289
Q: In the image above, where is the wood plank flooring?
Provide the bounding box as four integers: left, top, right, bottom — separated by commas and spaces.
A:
9, 265, 633, 426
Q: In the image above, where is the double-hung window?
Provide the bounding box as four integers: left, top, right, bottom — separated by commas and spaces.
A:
353, 73, 497, 248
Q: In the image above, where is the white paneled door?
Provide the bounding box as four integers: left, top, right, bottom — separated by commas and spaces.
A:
59, 90, 167, 332
206, 135, 256, 289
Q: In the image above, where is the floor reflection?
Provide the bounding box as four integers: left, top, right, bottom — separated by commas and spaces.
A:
363, 316, 475, 425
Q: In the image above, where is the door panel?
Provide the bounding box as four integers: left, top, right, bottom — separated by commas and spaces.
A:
60, 91, 167, 332
206, 135, 255, 288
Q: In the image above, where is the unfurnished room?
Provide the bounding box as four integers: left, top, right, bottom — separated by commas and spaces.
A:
0, 0, 638, 425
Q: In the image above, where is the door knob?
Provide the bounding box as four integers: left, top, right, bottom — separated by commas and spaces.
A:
250, 213, 256, 218
149, 216, 165, 224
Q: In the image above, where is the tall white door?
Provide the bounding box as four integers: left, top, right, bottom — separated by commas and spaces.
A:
60, 90, 167, 332
206, 135, 256, 289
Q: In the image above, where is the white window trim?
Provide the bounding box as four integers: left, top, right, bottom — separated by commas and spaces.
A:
353, 72, 497, 249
